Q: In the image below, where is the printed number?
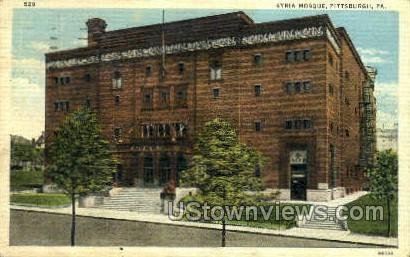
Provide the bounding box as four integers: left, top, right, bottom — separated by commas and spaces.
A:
24, 1, 35, 7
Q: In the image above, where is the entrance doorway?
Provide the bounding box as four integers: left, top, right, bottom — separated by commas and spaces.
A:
290, 164, 307, 200
289, 150, 308, 200
143, 156, 154, 185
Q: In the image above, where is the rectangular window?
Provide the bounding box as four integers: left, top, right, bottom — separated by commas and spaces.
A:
212, 88, 220, 98
285, 120, 292, 129
295, 51, 303, 61
254, 84, 262, 97
53, 77, 58, 85
142, 88, 153, 110
303, 81, 311, 91
294, 82, 302, 93
55, 101, 69, 112
294, 120, 302, 129
285, 82, 293, 94
255, 121, 262, 132
210, 60, 222, 80
159, 88, 170, 108
178, 63, 185, 74
253, 54, 262, 66
303, 50, 312, 60
303, 119, 312, 129
175, 86, 188, 108
285, 51, 294, 62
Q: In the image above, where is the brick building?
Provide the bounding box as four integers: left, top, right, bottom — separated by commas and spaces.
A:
45, 12, 376, 201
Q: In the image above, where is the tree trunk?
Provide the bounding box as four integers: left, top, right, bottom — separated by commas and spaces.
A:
221, 218, 226, 247
386, 198, 391, 237
71, 192, 76, 246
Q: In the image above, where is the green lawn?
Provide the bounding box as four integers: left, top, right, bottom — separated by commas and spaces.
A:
178, 199, 310, 230
10, 169, 44, 191
345, 194, 397, 237
10, 193, 70, 207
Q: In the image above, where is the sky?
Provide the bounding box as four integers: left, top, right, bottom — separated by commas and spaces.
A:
11, 9, 398, 139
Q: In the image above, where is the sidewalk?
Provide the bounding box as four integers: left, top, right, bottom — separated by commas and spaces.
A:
280, 191, 369, 207
10, 204, 397, 247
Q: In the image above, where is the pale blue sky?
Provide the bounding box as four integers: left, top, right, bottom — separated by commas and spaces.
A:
11, 9, 398, 138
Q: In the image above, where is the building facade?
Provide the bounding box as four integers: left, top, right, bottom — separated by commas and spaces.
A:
45, 12, 376, 201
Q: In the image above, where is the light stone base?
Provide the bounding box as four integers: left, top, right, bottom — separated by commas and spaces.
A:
267, 187, 346, 202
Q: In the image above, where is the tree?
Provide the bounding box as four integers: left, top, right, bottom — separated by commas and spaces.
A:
367, 149, 398, 237
181, 118, 265, 246
46, 107, 116, 246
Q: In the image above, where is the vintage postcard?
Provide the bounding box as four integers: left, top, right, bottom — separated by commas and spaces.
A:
0, 0, 409, 256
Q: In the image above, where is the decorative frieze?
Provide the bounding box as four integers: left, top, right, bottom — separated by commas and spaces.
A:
46, 26, 331, 69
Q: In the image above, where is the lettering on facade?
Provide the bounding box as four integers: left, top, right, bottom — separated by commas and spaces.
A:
46, 26, 329, 69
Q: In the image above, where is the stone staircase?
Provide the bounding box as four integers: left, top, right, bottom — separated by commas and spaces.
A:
298, 206, 348, 231
96, 187, 162, 213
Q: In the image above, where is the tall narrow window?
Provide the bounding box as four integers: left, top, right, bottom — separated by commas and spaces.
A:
159, 88, 170, 108
294, 82, 302, 93
212, 88, 220, 98
175, 86, 188, 108
143, 156, 154, 185
254, 84, 262, 97
142, 88, 153, 110
254, 121, 262, 132
178, 62, 185, 74
210, 60, 222, 80
115, 95, 120, 106
112, 71, 122, 89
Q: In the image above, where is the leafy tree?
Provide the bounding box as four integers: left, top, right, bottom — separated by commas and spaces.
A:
367, 149, 398, 237
46, 107, 116, 246
181, 118, 265, 246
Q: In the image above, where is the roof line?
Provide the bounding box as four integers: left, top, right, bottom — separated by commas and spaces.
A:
336, 27, 369, 79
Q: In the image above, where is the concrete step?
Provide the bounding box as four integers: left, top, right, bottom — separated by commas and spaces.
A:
95, 187, 163, 214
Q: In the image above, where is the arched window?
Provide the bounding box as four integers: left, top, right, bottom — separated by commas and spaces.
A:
176, 155, 188, 186
143, 156, 154, 184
